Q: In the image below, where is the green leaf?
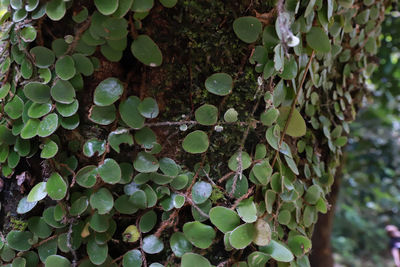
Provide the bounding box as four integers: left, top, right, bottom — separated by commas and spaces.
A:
123, 250, 142, 267
224, 108, 238, 122
98, 158, 121, 184
195, 104, 218, 125
5, 95, 24, 119
72, 53, 94, 76
27, 182, 47, 202
27, 217, 52, 239
138, 97, 159, 118
7, 231, 32, 251
17, 196, 37, 214
46, 0, 66, 21
139, 210, 157, 233
288, 235, 312, 257
278, 210, 291, 225
236, 198, 257, 223
205, 73, 233, 96
260, 240, 294, 262
72, 7, 88, 23
55, 55, 75, 80
108, 128, 134, 153
132, 0, 154, 12
12, 257, 26, 267
87, 237, 108, 265
253, 218, 271, 246
252, 160, 273, 185
131, 35, 163, 67
20, 26, 37, 42
90, 188, 114, 214
181, 253, 211, 267
277, 107, 307, 137
133, 152, 159, 173
89, 212, 110, 232
70, 196, 89, 216
119, 96, 145, 129
229, 223, 256, 249
209, 206, 241, 233
94, 78, 124, 106
94, 0, 118, 15
170, 232, 192, 257
159, 157, 180, 176
51, 80, 76, 104
89, 104, 116, 125
228, 151, 252, 171
30, 46, 55, 68
46, 172, 67, 200
40, 139, 59, 159
83, 138, 106, 157
191, 181, 212, 204
233, 16, 262, 43
45, 255, 71, 267
76, 165, 97, 188
142, 235, 164, 254
260, 108, 279, 126
304, 184, 322, 204
182, 130, 209, 154
23, 82, 51, 103
183, 221, 216, 249
28, 102, 52, 118
306, 27, 331, 53
0, 82, 10, 99
279, 56, 298, 80
37, 113, 58, 137
113, 0, 134, 18
160, 0, 177, 8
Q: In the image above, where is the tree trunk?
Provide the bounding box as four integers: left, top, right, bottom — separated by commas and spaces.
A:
310, 167, 343, 267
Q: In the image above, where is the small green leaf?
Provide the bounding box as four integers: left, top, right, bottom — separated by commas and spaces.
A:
108, 128, 134, 153
76, 165, 97, 188
20, 26, 37, 42
224, 108, 238, 122
94, 78, 124, 106
23, 82, 51, 103
260, 240, 294, 262
51, 80, 76, 104
228, 151, 252, 171
37, 113, 58, 137
98, 158, 122, 184
17, 196, 37, 214
87, 237, 108, 265
253, 219, 271, 246
123, 250, 142, 267
229, 223, 256, 249
131, 35, 163, 67
89, 105, 116, 125
209, 206, 241, 233
182, 130, 209, 154
236, 198, 257, 223
46, 172, 67, 200
139, 210, 157, 233
306, 27, 331, 53
123, 225, 140, 242
205, 73, 233, 96
181, 253, 211, 267
132, 0, 154, 12
45, 255, 71, 267
30, 46, 55, 68
46, 0, 66, 21
133, 152, 159, 173
119, 96, 145, 129
55, 55, 75, 80
56, 100, 79, 117
90, 188, 114, 214
40, 139, 58, 159
191, 181, 212, 204
138, 97, 159, 118
70, 196, 89, 216
233, 16, 262, 43
195, 104, 218, 125
170, 232, 192, 257
5, 95, 24, 119
28, 217, 52, 239
142, 235, 164, 254
27, 182, 47, 202
83, 138, 106, 157
160, 0, 177, 8
28, 102, 52, 118
277, 107, 307, 137
183, 221, 216, 249
7, 231, 32, 251
288, 235, 312, 257
94, 0, 119, 15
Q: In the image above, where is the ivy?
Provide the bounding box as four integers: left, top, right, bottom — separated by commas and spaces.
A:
0, 0, 391, 266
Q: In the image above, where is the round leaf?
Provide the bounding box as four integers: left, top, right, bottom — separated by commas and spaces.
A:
306, 27, 331, 53
183, 221, 215, 249
205, 73, 233, 96
209, 206, 241, 233
119, 96, 145, 129
133, 152, 159, 173
142, 235, 164, 254
182, 130, 209, 154
131, 35, 163, 67
23, 82, 51, 103
191, 181, 212, 204
94, 78, 124, 106
260, 240, 294, 262
233, 16, 262, 43
45, 255, 71, 267
170, 232, 192, 257
27, 182, 47, 202
94, 0, 118, 15
30, 46, 55, 67
181, 253, 211, 267
89, 104, 116, 125
37, 113, 58, 137
51, 80, 76, 104
90, 188, 114, 214
55, 56, 75, 80
123, 250, 142, 267
7, 231, 32, 251
229, 223, 256, 249
46, 172, 67, 200
195, 104, 218, 125
138, 97, 159, 118
97, 158, 121, 184
277, 107, 307, 137
46, 0, 66, 21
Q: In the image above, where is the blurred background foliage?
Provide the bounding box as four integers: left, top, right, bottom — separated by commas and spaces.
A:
332, 6, 400, 267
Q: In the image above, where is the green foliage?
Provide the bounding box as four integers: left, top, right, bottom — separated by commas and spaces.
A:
0, 0, 391, 266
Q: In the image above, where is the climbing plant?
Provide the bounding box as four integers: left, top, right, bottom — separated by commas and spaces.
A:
0, 0, 393, 266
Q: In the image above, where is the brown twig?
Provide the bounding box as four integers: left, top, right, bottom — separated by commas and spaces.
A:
270, 50, 315, 169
